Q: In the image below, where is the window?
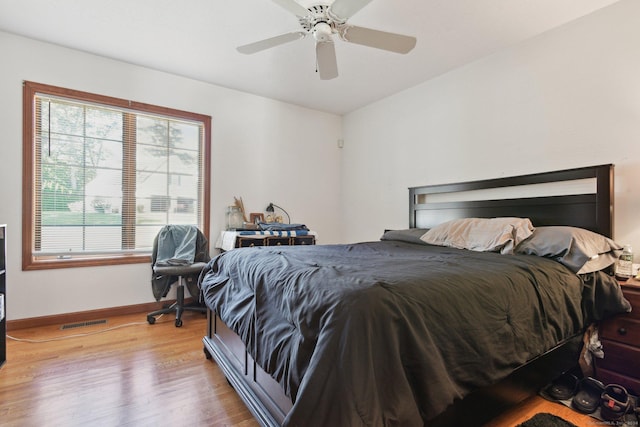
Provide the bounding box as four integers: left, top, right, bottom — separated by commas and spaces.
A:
22, 81, 211, 270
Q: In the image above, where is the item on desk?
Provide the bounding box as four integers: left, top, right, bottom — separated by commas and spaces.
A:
233, 196, 248, 222
265, 202, 291, 224
250, 213, 265, 224
226, 206, 244, 230
266, 214, 283, 223
258, 222, 308, 232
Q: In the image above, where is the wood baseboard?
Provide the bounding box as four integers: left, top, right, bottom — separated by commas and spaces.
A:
6, 298, 196, 331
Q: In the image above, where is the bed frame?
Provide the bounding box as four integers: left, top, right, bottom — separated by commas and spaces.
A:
202, 164, 614, 427
410, 164, 613, 237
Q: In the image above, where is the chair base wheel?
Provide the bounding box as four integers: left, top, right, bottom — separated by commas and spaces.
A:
204, 347, 212, 359
147, 315, 156, 325
175, 319, 183, 327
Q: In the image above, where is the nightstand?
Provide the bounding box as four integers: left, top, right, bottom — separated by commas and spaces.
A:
595, 278, 640, 395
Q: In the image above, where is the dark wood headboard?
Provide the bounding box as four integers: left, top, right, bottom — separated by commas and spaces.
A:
409, 164, 614, 238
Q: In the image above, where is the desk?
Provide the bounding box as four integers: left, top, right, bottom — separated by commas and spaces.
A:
215, 230, 316, 251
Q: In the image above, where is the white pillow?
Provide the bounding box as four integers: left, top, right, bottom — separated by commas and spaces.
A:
420, 217, 534, 254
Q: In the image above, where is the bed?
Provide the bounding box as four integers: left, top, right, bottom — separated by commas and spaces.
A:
200, 164, 631, 426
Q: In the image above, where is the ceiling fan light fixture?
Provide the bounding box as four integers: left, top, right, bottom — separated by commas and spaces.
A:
237, 0, 417, 79
313, 22, 333, 42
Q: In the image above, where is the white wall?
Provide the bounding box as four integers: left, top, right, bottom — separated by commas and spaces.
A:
3, 0, 639, 321
0, 31, 342, 320
341, 0, 640, 252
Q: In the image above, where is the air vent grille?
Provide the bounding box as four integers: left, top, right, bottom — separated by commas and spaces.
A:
60, 319, 108, 330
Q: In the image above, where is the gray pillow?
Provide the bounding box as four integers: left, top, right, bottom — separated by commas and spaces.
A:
381, 228, 430, 245
514, 226, 622, 274
420, 217, 534, 254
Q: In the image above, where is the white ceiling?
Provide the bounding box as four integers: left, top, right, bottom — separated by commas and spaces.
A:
0, 0, 621, 115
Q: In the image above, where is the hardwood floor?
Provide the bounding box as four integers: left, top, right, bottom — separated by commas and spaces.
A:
485, 395, 598, 427
0, 311, 598, 427
0, 311, 258, 427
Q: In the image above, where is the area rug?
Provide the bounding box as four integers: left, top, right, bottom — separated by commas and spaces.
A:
516, 413, 578, 427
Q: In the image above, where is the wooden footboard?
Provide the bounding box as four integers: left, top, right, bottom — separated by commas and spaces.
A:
202, 308, 292, 427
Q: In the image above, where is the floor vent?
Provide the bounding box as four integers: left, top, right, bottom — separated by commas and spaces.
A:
60, 319, 108, 330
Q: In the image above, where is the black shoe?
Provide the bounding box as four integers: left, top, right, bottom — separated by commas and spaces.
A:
601, 384, 630, 421
546, 372, 579, 401
571, 377, 604, 414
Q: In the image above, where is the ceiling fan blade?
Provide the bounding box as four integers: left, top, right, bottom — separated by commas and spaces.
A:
316, 41, 338, 80
271, 0, 309, 16
237, 31, 306, 54
329, 0, 372, 21
342, 25, 416, 54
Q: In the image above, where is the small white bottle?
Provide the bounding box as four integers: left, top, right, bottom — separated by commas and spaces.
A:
616, 244, 634, 279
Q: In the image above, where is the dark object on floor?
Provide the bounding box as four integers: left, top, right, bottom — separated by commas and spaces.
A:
540, 373, 640, 425
572, 377, 605, 414
600, 384, 631, 421
517, 412, 578, 427
546, 372, 579, 400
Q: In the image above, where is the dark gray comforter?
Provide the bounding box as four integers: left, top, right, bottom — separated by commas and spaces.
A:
200, 239, 630, 426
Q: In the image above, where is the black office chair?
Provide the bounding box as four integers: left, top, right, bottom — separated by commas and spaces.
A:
147, 225, 209, 327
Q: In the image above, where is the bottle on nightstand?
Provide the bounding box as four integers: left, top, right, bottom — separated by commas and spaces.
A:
616, 245, 634, 280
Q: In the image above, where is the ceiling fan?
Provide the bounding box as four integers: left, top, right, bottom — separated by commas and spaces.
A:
237, 0, 417, 80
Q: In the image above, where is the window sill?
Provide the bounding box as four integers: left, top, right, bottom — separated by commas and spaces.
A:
23, 253, 152, 271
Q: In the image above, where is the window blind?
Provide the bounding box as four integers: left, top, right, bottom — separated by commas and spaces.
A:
23, 82, 211, 269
